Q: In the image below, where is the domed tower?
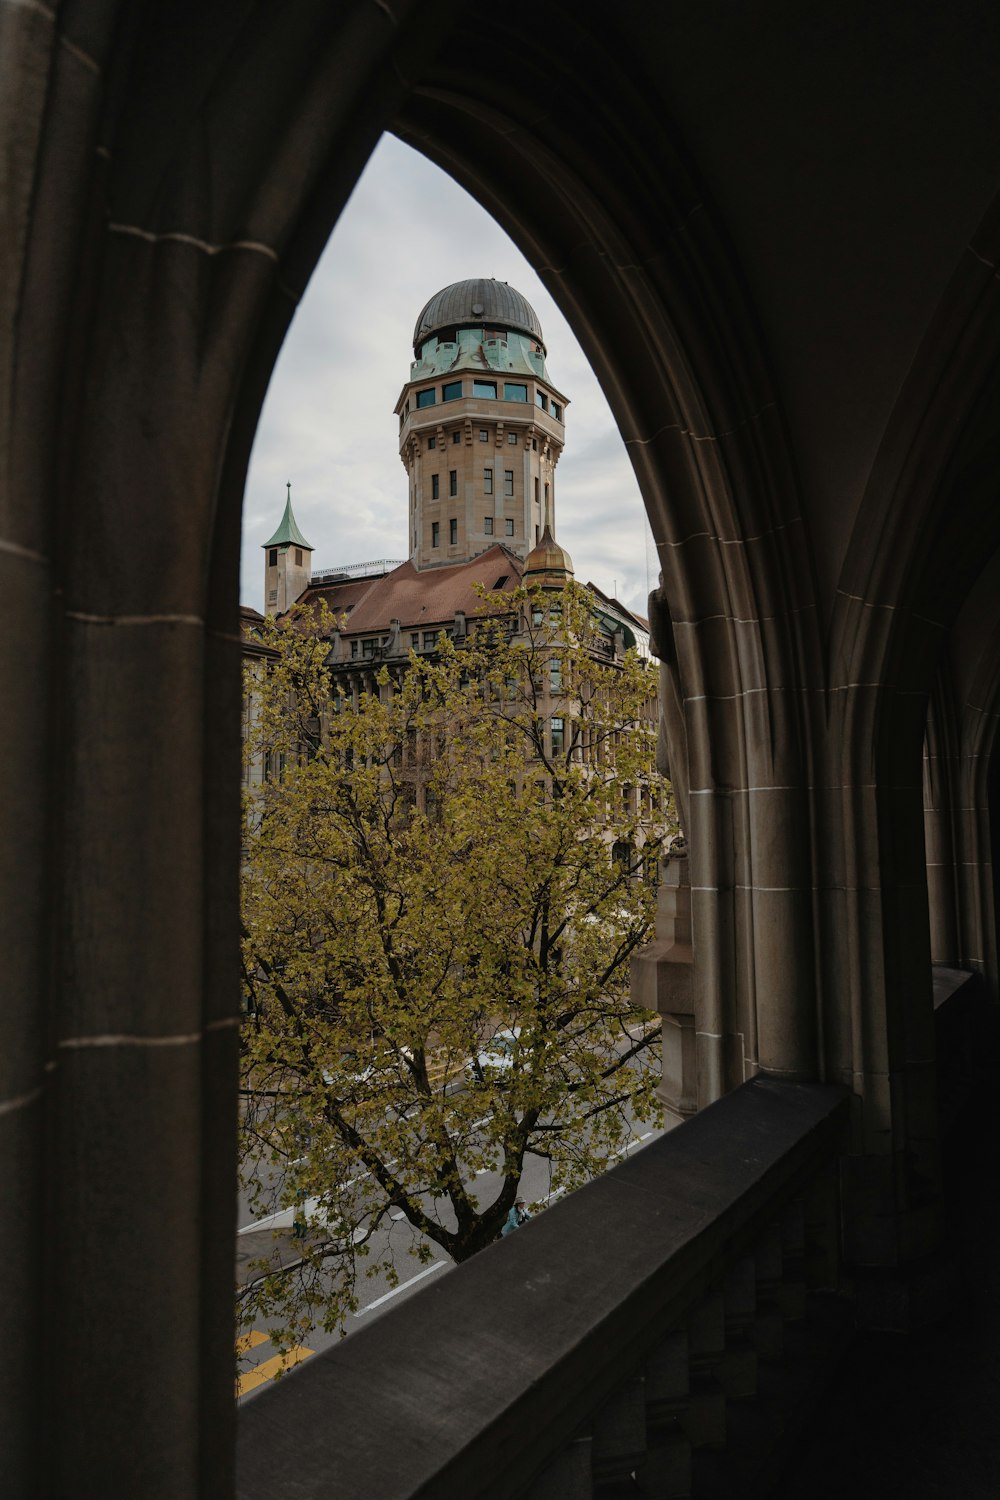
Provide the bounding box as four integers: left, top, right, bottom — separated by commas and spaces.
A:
396, 278, 569, 570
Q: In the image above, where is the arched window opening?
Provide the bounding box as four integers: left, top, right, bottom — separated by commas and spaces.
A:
237, 135, 672, 1378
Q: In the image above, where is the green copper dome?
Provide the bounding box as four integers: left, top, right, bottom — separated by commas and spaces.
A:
413, 279, 544, 355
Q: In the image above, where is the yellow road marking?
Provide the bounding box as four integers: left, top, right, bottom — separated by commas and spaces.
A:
236, 1345, 315, 1397
235, 1329, 269, 1355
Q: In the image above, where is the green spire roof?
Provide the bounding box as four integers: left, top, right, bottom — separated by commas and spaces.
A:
263, 484, 313, 550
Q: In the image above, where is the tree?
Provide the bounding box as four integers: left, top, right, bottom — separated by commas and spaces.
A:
239, 582, 675, 1352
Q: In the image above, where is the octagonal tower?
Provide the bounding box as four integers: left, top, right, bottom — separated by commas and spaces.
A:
396, 278, 569, 570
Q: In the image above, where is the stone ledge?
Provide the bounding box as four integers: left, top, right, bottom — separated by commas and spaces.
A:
236, 1077, 849, 1500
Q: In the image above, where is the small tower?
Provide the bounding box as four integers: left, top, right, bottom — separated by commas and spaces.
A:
262, 483, 314, 616
522, 486, 574, 589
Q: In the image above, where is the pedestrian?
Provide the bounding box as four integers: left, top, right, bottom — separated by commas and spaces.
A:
501, 1197, 531, 1236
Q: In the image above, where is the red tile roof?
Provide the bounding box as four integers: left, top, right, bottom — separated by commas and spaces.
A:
301, 547, 524, 637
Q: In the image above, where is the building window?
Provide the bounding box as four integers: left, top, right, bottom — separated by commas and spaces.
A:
452, 430, 461, 444
550, 657, 562, 691
411, 633, 419, 647
417, 388, 436, 408
508, 431, 518, 444
268, 548, 277, 567
504, 470, 514, 496
484, 468, 493, 494
428, 435, 436, 449
484, 516, 493, 534
351, 640, 358, 658
362, 638, 379, 658
551, 717, 565, 755
532, 438, 538, 451
473, 380, 497, 399
534, 477, 540, 505
551, 402, 562, 421
442, 380, 462, 401
449, 469, 457, 496
294, 548, 302, 565
544, 482, 549, 508
505, 519, 514, 536
431, 474, 439, 499
504, 382, 527, 402
536, 390, 547, 408
479, 429, 489, 442
432, 521, 440, 547
450, 518, 458, 544
423, 631, 438, 649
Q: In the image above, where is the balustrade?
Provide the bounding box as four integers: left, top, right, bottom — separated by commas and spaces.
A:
237, 1078, 850, 1499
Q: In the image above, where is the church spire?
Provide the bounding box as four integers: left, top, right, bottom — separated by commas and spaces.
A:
263, 482, 313, 551
262, 483, 314, 616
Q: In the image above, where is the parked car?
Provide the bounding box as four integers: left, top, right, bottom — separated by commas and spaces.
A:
467, 1027, 521, 1080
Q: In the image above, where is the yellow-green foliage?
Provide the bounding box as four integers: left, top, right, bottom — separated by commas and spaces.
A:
239, 583, 675, 1348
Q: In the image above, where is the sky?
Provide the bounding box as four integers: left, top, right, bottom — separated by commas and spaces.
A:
241, 134, 655, 617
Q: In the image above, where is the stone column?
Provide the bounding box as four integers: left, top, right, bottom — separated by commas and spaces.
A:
631, 848, 697, 1124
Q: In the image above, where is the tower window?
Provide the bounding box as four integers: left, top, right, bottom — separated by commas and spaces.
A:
427, 436, 436, 449
294, 548, 302, 565
479, 429, 489, 442
504, 470, 514, 497
536, 390, 547, 408
432, 522, 440, 547
417, 388, 436, 408
452, 430, 461, 444
450, 518, 458, 544
484, 517, 494, 534
442, 380, 462, 401
484, 469, 493, 495
505, 519, 514, 536
508, 431, 518, 444
268, 549, 277, 567
431, 474, 439, 499
504, 383, 527, 402
449, 469, 457, 496
473, 380, 497, 399
551, 402, 562, 421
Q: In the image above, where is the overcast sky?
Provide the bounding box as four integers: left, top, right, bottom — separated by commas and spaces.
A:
242, 134, 655, 617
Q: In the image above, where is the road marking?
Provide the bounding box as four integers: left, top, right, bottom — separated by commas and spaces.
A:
608, 1130, 654, 1161
545, 1133, 655, 1204
355, 1260, 447, 1316
235, 1329, 268, 1355
236, 1344, 315, 1397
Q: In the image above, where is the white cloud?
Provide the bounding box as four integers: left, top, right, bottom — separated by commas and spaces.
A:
242, 134, 655, 618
